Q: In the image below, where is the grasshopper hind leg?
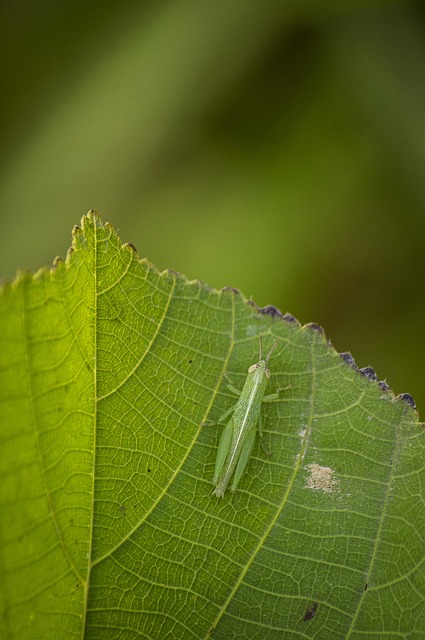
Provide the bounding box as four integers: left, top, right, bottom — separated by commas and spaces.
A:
213, 417, 234, 486
230, 428, 256, 493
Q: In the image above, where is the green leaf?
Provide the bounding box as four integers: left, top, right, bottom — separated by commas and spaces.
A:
1, 212, 424, 639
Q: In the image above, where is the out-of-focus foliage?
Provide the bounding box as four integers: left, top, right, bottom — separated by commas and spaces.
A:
1, 0, 424, 410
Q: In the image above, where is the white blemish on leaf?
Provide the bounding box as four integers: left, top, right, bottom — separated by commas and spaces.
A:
305, 463, 338, 493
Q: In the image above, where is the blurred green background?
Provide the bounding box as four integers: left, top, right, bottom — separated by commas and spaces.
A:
1, 1, 424, 411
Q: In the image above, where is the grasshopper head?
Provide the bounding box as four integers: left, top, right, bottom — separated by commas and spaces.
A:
248, 360, 270, 379
247, 336, 280, 379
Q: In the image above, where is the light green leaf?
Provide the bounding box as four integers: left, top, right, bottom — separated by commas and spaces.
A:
1, 212, 424, 639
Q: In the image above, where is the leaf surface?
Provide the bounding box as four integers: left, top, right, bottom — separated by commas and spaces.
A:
1, 212, 424, 639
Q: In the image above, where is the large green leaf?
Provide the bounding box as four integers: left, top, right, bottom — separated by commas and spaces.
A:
1, 212, 424, 639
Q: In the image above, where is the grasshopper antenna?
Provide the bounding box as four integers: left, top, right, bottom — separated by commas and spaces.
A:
266, 338, 280, 363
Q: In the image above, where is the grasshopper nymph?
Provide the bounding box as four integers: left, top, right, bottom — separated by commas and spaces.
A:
212, 336, 280, 498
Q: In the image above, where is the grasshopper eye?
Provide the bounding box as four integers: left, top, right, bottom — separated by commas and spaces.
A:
248, 363, 259, 373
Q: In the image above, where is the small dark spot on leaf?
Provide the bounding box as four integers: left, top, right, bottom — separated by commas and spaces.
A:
303, 602, 318, 621
221, 286, 240, 294
147, 468, 151, 473
340, 352, 357, 369
188, 359, 193, 364
123, 242, 137, 253
305, 322, 324, 334
73, 225, 82, 233
359, 367, 378, 381
398, 393, 416, 410
258, 305, 283, 318
364, 583, 368, 591
379, 380, 390, 392
282, 313, 300, 325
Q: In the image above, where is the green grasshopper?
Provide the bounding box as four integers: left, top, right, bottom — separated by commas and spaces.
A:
212, 336, 281, 498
